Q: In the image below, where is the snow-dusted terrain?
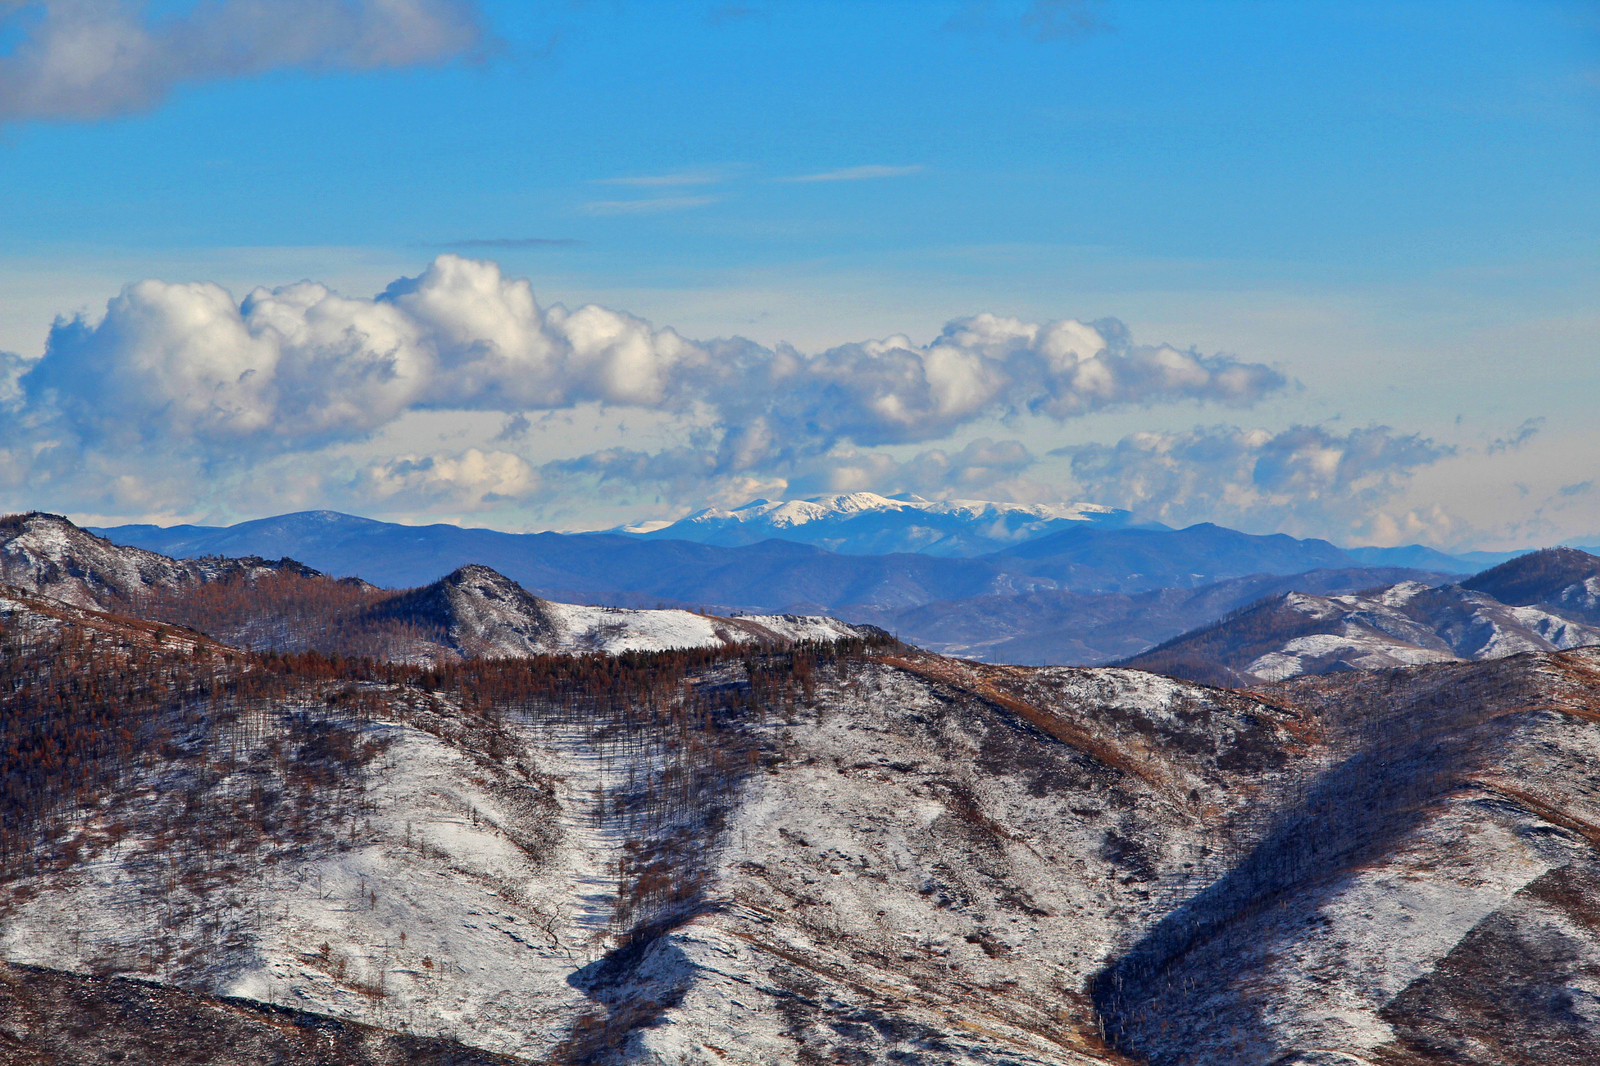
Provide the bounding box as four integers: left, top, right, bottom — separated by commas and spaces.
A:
1124, 566, 1600, 685
0, 511, 318, 609
4, 516, 1600, 1064
375, 563, 873, 662
3, 571, 1599, 1064
0, 514, 873, 666
1462, 544, 1600, 625
618, 492, 1131, 556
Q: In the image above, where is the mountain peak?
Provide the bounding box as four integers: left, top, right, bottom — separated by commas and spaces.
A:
443, 562, 523, 586
617, 493, 1132, 557
1, 511, 319, 610
1461, 545, 1600, 624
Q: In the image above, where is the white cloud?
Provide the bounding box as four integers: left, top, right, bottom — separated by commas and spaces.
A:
0, 349, 30, 411
581, 196, 719, 215
26, 257, 1281, 462
706, 313, 1284, 468
1054, 424, 1456, 544
545, 437, 1043, 511
594, 169, 729, 187
0, 0, 484, 123
26, 255, 702, 453
778, 165, 923, 183
360, 448, 540, 508
9, 255, 1288, 523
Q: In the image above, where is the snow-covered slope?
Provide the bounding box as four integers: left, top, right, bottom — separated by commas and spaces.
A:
0, 515, 873, 664
376, 563, 872, 661
1462, 545, 1600, 625
3, 588, 1599, 1065
1122, 577, 1600, 685
0, 511, 317, 610
618, 492, 1132, 556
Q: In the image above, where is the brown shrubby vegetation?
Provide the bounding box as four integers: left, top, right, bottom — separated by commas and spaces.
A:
0, 599, 893, 906
136, 570, 448, 658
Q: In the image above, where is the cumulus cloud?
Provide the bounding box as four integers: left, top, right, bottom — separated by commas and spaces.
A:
25, 256, 1282, 463
778, 438, 1037, 498
547, 437, 1043, 511
0, 350, 29, 411
360, 448, 540, 509
0, 0, 483, 123
25, 255, 702, 454
706, 313, 1284, 476
895, 438, 1035, 495
1054, 424, 1456, 542
9, 254, 1289, 521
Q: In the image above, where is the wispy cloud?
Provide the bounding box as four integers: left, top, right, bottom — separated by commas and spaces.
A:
581, 196, 718, 216
945, 0, 1109, 43
706, 4, 763, 25
1487, 416, 1544, 454
595, 169, 729, 187
0, 0, 486, 124
436, 237, 583, 249
778, 165, 923, 183
1052, 424, 1456, 544
1020, 0, 1109, 42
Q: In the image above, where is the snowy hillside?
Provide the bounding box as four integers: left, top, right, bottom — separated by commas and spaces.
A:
1121, 566, 1600, 685
0, 514, 873, 665
0, 511, 318, 609
378, 563, 872, 661
2, 586, 1599, 1064
1463, 545, 1600, 624
617, 492, 1132, 556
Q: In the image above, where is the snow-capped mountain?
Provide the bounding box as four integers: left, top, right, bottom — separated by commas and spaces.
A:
616, 492, 1134, 556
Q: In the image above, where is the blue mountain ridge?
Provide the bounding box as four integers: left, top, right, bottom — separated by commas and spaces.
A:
89, 509, 1519, 613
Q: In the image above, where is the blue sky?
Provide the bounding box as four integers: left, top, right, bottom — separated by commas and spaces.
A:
0, 0, 1595, 549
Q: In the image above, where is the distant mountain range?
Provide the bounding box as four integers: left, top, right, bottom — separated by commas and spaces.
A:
96, 507, 1430, 598
85, 500, 1594, 666
21, 503, 1600, 685
871, 565, 1458, 665
613, 492, 1134, 556
616, 492, 1562, 571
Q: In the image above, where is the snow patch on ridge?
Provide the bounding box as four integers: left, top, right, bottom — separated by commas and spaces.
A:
616, 491, 1131, 557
